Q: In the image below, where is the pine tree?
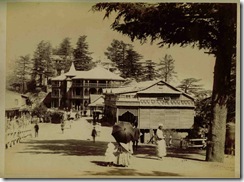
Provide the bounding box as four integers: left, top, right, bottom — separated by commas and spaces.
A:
32, 41, 54, 88
158, 54, 177, 83
73, 35, 94, 71
55, 37, 73, 73
177, 78, 203, 95
105, 39, 127, 73
142, 60, 157, 81
7, 55, 33, 93
105, 40, 143, 80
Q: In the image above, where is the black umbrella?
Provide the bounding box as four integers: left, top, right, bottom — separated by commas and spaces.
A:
112, 122, 134, 144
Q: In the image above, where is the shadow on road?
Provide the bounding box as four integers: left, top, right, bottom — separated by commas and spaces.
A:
83, 168, 182, 177
18, 139, 109, 156
133, 145, 206, 162
166, 148, 206, 162
18, 139, 206, 162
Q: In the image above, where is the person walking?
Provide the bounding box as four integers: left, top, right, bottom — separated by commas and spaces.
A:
155, 123, 167, 159
117, 142, 132, 167
133, 123, 140, 151
91, 126, 97, 143
61, 121, 65, 134
34, 123, 39, 137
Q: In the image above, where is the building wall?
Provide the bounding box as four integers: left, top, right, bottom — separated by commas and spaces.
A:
139, 108, 194, 130
104, 90, 195, 130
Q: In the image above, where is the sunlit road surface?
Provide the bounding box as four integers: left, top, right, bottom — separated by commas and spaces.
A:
4, 117, 236, 178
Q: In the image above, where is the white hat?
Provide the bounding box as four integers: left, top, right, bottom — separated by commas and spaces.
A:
159, 123, 164, 127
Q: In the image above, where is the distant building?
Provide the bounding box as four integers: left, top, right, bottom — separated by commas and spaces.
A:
50, 62, 124, 113
88, 94, 104, 116
103, 80, 195, 142
5, 90, 31, 118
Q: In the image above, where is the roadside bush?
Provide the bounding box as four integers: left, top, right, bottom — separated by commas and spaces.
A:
32, 103, 47, 118
50, 111, 64, 124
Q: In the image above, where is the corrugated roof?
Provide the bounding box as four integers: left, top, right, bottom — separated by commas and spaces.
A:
51, 64, 124, 81
73, 66, 124, 81
104, 80, 194, 101
103, 80, 160, 94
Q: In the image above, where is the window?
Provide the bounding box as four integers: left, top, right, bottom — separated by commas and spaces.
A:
76, 88, 81, 95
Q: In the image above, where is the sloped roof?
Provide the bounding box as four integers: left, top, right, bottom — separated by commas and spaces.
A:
73, 66, 124, 81
104, 80, 194, 100
89, 95, 104, 107
51, 64, 124, 81
65, 62, 77, 76
5, 90, 28, 110
103, 80, 160, 94
138, 83, 181, 94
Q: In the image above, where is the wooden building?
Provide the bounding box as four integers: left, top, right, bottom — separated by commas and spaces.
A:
50, 63, 124, 113
5, 90, 31, 120
103, 80, 195, 134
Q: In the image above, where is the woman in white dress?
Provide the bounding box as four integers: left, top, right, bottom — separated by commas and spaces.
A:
105, 142, 117, 166
117, 142, 132, 167
156, 123, 167, 159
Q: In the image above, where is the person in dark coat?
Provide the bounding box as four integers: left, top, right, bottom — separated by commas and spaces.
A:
133, 123, 140, 151
91, 127, 97, 143
34, 123, 39, 137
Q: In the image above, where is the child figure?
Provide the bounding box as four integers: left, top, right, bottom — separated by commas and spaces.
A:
105, 142, 117, 167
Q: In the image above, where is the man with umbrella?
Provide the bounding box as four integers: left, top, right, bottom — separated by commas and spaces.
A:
112, 121, 134, 167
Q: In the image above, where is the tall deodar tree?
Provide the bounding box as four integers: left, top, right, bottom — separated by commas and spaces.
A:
92, 3, 238, 162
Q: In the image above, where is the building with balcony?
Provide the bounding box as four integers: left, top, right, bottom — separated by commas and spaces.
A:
103, 80, 195, 141
50, 63, 124, 113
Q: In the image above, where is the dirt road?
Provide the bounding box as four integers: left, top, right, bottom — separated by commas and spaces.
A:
4, 117, 237, 178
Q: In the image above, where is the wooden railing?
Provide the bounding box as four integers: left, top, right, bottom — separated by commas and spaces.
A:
5, 126, 32, 149
180, 138, 207, 149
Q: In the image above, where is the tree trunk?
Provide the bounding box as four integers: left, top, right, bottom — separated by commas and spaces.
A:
206, 4, 236, 162
206, 48, 232, 162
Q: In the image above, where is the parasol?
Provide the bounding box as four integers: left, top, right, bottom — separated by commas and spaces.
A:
112, 122, 134, 144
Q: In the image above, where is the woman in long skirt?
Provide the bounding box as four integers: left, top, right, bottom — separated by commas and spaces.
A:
156, 123, 167, 159
117, 143, 132, 167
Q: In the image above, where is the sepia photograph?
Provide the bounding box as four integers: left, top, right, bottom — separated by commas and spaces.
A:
1, 0, 240, 178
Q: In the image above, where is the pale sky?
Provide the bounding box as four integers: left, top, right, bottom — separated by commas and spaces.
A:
6, 2, 215, 90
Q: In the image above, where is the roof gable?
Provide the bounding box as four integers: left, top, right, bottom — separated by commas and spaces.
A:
138, 82, 181, 94
104, 80, 194, 101
89, 95, 104, 106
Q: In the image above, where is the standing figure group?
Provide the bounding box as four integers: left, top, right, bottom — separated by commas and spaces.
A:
104, 141, 133, 167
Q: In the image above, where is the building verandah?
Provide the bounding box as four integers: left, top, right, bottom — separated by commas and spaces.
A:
50, 63, 124, 113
